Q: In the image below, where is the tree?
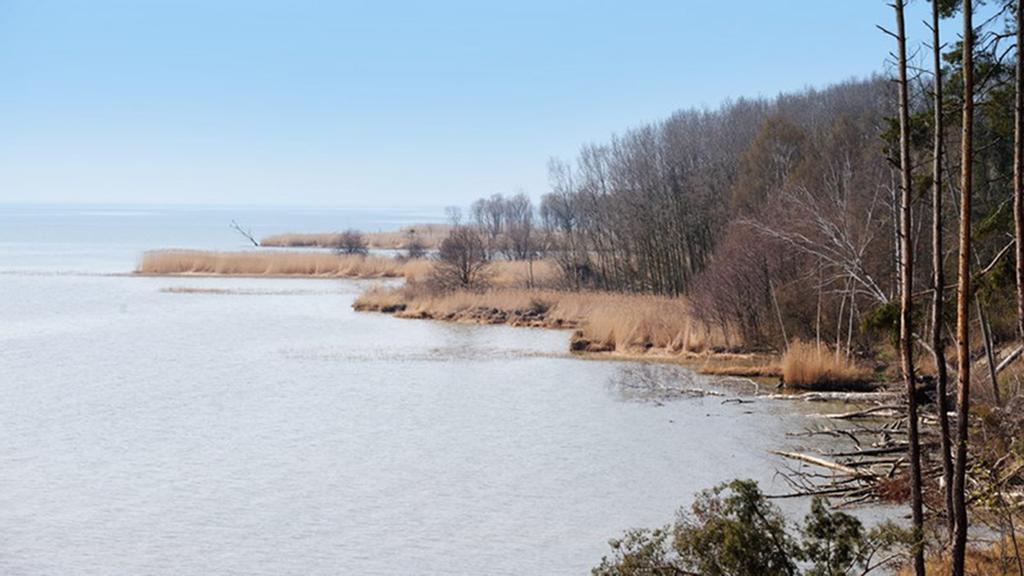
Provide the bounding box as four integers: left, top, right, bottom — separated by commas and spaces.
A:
929, 0, 955, 542
337, 229, 368, 255
431, 226, 489, 290
891, 4, 925, 574
1015, 0, 1024, 342
953, 2, 975, 574
404, 229, 427, 260
503, 192, 536, 261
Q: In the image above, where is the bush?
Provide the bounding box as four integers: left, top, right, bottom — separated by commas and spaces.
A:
337, 229, 368, 255
593, 479, 910, 576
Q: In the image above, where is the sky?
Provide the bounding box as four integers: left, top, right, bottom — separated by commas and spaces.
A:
0, 1, 999, 207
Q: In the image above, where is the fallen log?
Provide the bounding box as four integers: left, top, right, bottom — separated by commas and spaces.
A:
820, 404, 903, 420
763, 391, 899, 403
771, 450, 865, 477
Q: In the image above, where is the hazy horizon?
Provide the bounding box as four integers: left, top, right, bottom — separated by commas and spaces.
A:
0, 1, 995, 207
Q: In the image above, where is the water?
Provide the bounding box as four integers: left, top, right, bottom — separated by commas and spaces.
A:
0, 205, 873, 575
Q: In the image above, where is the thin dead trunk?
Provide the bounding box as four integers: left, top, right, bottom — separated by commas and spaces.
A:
953, 2, 974, 574
931, 0, 955, 541
894, 4, 925, 573
977, 296, 1001, 407
1016, 0, 1024, 340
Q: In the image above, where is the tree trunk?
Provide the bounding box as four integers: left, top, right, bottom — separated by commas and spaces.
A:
953, 2, 975, 574
1016, 0, 1024, 341
895, 4, 925, 574
931, 0, 955, 542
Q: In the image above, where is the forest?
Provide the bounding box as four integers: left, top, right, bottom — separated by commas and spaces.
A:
439, 2, 1024, 574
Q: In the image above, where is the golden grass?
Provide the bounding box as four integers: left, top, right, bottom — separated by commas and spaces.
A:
258, 233, 346, 248
260, 224, 452, 250
780, 340, 872, 390
365, 224, 452, 249
137, 250, 419, 278
137, 250, 542, 286
354, 284, 736, 355
899, 539, 1024, 576
697, 362, 781, 378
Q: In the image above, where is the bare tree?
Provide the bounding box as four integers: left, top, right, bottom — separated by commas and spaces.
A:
953, 2, 975, 574
431, 226, 489, 290
337, 229, 368, 255
892, 4, 925, 574
404, 229, 427, 259
503, 192, 536, 261
471, 194, 506, 258
930, 0, 955, 541
1015, 0, 1024, 341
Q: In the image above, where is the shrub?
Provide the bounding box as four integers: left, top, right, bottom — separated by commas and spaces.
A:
337, 229, 368, 255
593, 479, 910, 576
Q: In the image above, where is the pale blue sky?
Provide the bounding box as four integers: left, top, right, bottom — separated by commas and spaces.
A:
0, 1, 988, 206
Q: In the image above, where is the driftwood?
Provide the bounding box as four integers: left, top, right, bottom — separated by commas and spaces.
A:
820, 404, 903, 420
763, 391, 899, 403
772, 450, 863, 476
230, 220, 260, 247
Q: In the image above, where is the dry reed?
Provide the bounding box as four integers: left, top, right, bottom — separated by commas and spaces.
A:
898, 539, 1024, 576
260, 224, 452, 250
355, 285, 735, 355
137, 250, 418, 278
780, 340, 872, 390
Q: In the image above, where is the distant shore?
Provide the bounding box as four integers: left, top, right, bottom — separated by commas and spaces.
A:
137, 247, 891, 391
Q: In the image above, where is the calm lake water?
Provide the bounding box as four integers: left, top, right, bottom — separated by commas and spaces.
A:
0, 205, 875, 575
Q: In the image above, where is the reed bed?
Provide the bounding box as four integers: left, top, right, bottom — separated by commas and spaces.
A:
258, 233, 346, 248
137, 250, 417, 278
780, 340, 872, 390
260, 224, 452, 250
355, 284, 735, 354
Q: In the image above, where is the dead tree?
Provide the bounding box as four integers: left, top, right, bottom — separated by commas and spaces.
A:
893, 4, 925, 573
1016, 0, 1024, 342
930, 0, 955, 541
230, 220, 259, 247
953, 2, 975, 574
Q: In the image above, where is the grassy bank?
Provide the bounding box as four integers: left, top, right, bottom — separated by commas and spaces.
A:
355, 282, 749, 359
355, 283, 883, 388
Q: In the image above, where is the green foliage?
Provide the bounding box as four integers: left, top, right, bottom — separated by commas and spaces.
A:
592, 528, 678, 576
932, 0, 960, 19
675, 480, 798, 576
800, 498, 870, 576
593, 480, 911, 576
861, 301, 900, 347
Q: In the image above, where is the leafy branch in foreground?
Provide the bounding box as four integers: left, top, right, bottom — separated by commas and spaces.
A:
593, 480, 911, 576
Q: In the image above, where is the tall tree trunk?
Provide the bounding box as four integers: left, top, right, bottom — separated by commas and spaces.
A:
953, 2, 975, 574
895, 4, 925, 574
931, 0, 955, 541
1016, 0, 1024, 341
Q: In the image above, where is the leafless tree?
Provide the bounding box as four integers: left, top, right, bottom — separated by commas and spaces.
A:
1015, 0, 1024, 342
890, 4, 925, 573
929, 0, 955, 541
953, 2, 975, 574
404, 229, 427, 259
337, 229, 368, 255
431, 226, 490, 290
